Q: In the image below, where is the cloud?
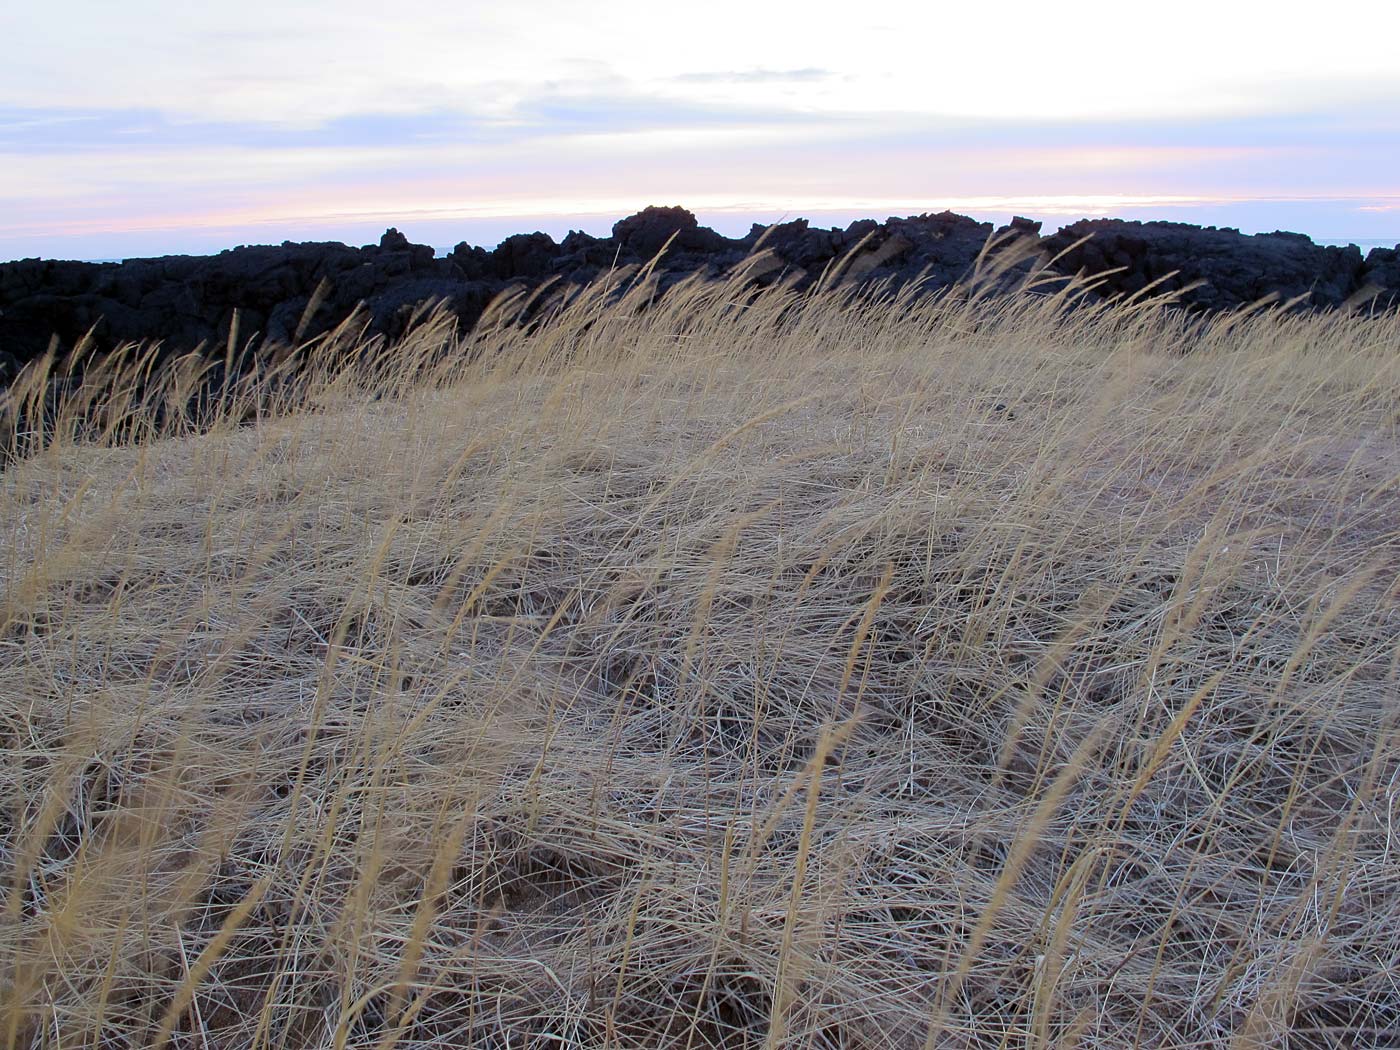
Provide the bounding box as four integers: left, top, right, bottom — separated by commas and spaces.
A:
673, 68, 833, 85
0, 107, 502, 153
10, 89, 1397, 161
7, 1, 1400, 125
0, 85, 839, 156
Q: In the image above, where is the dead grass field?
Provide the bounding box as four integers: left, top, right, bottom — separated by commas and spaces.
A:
2, 271, 1399, 1049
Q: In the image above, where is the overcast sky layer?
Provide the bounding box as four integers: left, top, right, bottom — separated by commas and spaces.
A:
4, 0, 1399, 260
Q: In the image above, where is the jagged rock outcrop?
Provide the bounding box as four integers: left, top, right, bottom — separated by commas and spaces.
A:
2, 206, 1397, 391
1040, 220, 1371, 310
613, 205, 729, 257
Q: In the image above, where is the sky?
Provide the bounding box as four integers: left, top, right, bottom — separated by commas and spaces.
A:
3, 0, 1400, 261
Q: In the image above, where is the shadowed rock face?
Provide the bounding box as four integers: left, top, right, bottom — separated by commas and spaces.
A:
2, 205, 1397, 385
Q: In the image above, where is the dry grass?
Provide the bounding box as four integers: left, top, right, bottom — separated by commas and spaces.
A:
2, 270, 1399, 1049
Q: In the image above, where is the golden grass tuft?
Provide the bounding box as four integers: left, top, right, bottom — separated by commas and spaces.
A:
2, 272, 1399, 1048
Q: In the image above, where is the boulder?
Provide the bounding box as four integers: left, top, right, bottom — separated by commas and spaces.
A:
379, 228, 412, 252
491, 232, 561, 280
612, 206, 729, 258
449, 242, 492, 281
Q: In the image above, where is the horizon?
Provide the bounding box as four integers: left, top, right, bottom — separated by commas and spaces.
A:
27, 206, 1400, 266
4, 1, 1399, 261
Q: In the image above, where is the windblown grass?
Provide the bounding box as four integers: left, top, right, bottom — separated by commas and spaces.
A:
2, 271, 1399, 1049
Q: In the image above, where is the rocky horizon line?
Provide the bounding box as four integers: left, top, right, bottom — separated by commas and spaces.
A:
3, 205, 1398, 385
13, 212, 1400, 267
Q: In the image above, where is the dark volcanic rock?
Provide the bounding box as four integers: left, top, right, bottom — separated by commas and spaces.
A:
612, 205, 729, 257
491, 232, 561, 280
365, 278, 491, 340
265, 296, 316, 346
992, 216, 1044, 255
557, 229, 618, 270
757, 219, 839, 271
379, 227, 412, 252
1040, 220, 1367, 309
2, 207, 1396, 399
449, 242, 491, 281
0, 350, 20, 386
1360, 246, 1400, 309
888, 212, 993, 278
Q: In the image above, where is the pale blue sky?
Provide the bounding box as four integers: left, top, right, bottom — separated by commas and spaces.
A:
3, 0, 1399, 260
